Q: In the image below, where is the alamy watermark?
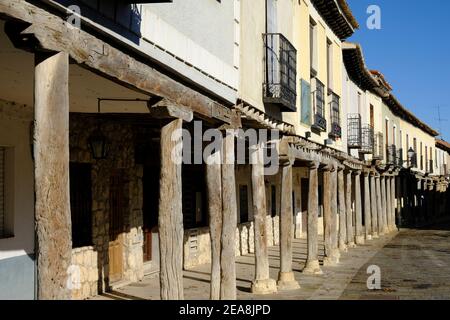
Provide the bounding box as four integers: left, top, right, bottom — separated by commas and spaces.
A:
366, 265, 381, 290
367, 5, 382, 30
171, 121, 281, 176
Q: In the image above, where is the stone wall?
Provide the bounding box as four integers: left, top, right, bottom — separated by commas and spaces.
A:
69, 115, 144, 296
70, 247, 98, 300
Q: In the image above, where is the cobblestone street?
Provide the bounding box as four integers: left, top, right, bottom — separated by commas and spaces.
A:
92, 220, 450, 300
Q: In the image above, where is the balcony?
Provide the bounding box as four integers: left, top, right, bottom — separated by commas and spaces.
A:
386, 145, 397, 165
329, 93, 341, 139
263, 33, 297, 112
373, 132, 384, 160
360, 124, 374, 154
312, 113, 327, 132
347, 114, 362, 149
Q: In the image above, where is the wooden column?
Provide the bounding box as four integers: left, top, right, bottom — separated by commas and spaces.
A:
386, 176, 393, 232
363, 172, 372, 241
331, 167, 340, 262
370, 174, 379, 238
205, 150, 222, 300
277, 162, 300, 290
323, 166, 339, 266
303, 161, 322, 275
35, 52, 72, 300
392, 176, 398, 230
354, 171, 364, 245
251, 143, 277, 294
376, 175, 384, 235
159, 118, 184, 300
338, 168, 347, 252
345, 170, 355, 248
381, 176, 388, 234
220, 130, 237, 299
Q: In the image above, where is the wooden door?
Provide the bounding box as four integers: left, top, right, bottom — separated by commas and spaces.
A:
143, 165, 160, 262
108, 170, 126, 283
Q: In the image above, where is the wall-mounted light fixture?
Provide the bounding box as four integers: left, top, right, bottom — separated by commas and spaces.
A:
88, 98, 152, 160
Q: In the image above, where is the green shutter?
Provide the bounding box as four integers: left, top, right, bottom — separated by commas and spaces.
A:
301, 79, 312, 125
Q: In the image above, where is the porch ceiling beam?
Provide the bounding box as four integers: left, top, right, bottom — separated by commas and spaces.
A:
147, 98, 193, 123
0, 0, 240, 127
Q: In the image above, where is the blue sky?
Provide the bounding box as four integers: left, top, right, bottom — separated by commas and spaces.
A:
347, 0, 450, 141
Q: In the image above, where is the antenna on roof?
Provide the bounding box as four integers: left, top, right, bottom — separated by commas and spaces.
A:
435, 106, 448, 140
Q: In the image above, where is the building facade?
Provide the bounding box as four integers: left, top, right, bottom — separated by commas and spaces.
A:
0, 0, 449, 300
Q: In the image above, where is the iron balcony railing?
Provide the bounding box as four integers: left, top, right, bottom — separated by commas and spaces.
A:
360, 124, 374, 154
263, 33, 297, 112
347, 114, 362, 149
329, 92, 341, 138
312, 113, 327, 132
373, 132, 384, 160
311, 79, 326, 132
386, 145, 397, 165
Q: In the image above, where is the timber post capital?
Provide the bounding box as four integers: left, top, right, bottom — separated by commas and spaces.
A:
308, 161, 320, 170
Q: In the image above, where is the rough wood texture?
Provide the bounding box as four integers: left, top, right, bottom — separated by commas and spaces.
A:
354, 171, 364, 245
34, 52, 72, 300
376, 176, 383, 235
330, 168, 340, 260
205, 152, 222, 300
386, 177, 392, 232
148, 99, 194, 123
158, 119, 184, 300
303, 162, 322, 275
370, 174, 378, 238
363, 172, 372, 241
0, 0, 240, 127
381, 176, 388, 234
251, 143, 277, 294
323, 166, 339, 266
220, 131, 237, 299
391, 177, 397, 231
277, 163, 300, 290
345, 171, 355, 247
338, 169, 347, 251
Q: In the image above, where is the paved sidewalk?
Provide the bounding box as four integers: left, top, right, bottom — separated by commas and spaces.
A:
92, 232, 397, 300
340, 221, 450, 300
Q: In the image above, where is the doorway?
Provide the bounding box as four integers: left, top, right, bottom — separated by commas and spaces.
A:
108, 169, 126, 284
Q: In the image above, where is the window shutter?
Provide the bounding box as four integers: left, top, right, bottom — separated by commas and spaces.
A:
301, 79, 312, 125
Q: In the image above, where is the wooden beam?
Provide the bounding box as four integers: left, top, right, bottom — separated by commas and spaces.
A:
0, 0, 239, 127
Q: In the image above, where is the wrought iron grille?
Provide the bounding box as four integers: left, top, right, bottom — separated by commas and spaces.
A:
429, 160, 434, 174
263, 33, 297, 112
360, 124, 374, 154
312, 79, 326, 131
329, 93, 341, 138
347, 114, 362, 149
373, 132, 384, 160
387, 145, 396, 165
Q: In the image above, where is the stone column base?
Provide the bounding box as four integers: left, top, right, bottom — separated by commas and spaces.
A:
366, 234, 373, 241
339, 244, 348, 253
251, 279, 278, 295
277, 272, 300, 291
355, 235, 365, 245
372, 232, 379, 239
347, 242, 356, 248
323, 250, 340, 267
303, 260, 323, 275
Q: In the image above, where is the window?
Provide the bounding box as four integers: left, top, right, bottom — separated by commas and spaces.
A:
425, 146, 428, 172
239, 185, 249, 223
310, 19, 318, 74
413, 138, 417, 167
370, 104, 374, 127
357, 92, 362, 114
315, 79, 325, 117
70, 163, 93, 248
327, 39, 333, 90
420, 142, 423, 170
271, 185, 277, 217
